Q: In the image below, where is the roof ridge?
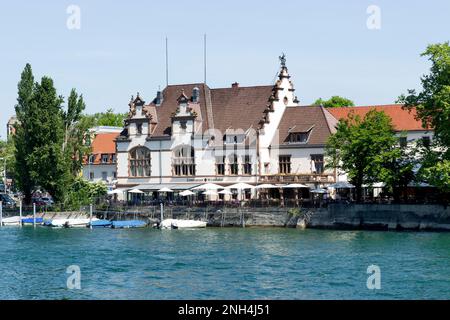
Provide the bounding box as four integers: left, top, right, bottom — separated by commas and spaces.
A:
211, 84, 273, 90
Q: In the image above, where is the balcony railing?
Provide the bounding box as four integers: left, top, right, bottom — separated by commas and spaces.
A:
259, 173, 335, 184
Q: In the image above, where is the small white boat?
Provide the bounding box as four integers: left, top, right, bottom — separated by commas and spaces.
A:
46, 218, 99, 228
160, 219, 207, 229
65, 218, 99, 228
46, 219, 69, 228
1, 216, 22, 226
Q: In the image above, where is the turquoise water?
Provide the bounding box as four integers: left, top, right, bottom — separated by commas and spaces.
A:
0, 226, 449, 300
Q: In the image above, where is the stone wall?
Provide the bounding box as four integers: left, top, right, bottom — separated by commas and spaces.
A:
308, 203, 450, 231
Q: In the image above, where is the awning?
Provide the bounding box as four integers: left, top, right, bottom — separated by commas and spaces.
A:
134, 183, 202, 191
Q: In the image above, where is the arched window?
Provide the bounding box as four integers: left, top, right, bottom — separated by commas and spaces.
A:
173, 145, 196, 176
129, 147, 151, 177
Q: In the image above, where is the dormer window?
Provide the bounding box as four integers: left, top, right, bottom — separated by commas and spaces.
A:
289, 132, 309, 144
101, 154, 109, 164
225, 134, 245, 144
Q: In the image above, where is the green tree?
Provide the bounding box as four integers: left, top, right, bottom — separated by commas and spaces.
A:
380, 133, 417, 201
0, 138, 16, 188
87, 108, 127, 127
66, 177, 108, 209
314, 96, 355, 108
325, 110, 399, 201
398, 42, 450, 193
14, 64, 35, 203
63, 89, 89, 176
26, 76, 70, 203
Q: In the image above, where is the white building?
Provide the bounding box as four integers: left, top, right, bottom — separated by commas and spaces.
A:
115, 57, 434, 199
82, 127, 122, 190
115, 58, 337, 199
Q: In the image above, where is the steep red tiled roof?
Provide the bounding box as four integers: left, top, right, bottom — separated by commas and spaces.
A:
146, 83, 209, 137
275, 106, 337, 146
83, 132, 119, 165
327, 104, 427, 131
91, 132, 119, 154
210, 85, 273, 133
144, 84, 273, 137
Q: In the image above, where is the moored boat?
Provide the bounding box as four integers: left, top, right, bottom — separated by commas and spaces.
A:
65, 218, 99, 228
21, 217, 44, 225
89, 219, 112, 228
159, 219, 207, 229
1, 216, 22, 226
111, 220, 147, 229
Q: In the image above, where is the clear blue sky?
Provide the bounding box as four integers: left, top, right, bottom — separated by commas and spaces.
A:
1, 0, 449, 138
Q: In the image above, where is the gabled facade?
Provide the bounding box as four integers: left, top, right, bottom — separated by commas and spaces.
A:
115, 57, 337, 194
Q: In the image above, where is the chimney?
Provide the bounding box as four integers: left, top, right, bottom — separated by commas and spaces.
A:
231, 82, 239, 88
155, 90, 163, 106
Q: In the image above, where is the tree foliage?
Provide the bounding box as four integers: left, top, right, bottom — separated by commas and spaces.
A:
83, 108, 127, 127
66, 177, 108, 209
313, 96, 355, 108
398, 42, 450, 192
13, 64, 36, 203
13, 64, 92, 205
63, 89, 89, 176
325, 110, 401, 201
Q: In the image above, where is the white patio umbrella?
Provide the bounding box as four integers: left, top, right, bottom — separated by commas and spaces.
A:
128, 188, 144, 194
180, 190, 195, 197
283, 183, 309, 188
227, 182, 255, 190
192, 183, 223, 190
327, 182, 355, 189
108, 189, 124, 195
255, 183, 278, 189
218, 189, 232, 195
310, 188, 328, 194
202, 190, 219, 196
158, 187, 174, 193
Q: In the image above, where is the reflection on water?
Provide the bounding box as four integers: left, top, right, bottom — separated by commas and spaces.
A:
0, 227, 449, 300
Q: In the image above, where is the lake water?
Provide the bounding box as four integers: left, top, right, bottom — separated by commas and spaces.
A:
0, 226, 449, 300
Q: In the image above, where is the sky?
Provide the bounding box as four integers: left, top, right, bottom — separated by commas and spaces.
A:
0, 0, 449, 139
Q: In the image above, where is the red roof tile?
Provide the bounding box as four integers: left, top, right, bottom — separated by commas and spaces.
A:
327, 104, 427, 131
275, 106, 337, 146
91, 132, 119, 154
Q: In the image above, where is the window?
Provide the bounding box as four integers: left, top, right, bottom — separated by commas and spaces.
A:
216, 156, 225, 176
88, 155, 95, 164
225, 134, 245, 144
243, 155, 252, 175
113, 172, 117, 179
289, 132, 309, 143
399, 137, 407, 148
422, 136, 431, 148
229, 154, 239, 175
136, 123, 143, 135
102, 172, 108, 181
89, 172, 94, 180
311, 154, 324, 174
279, 155, 291, 174
129, 147, 151, 177
173, 146, 195, 176
111, 154, 117, 163
101, 154, 109, 164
